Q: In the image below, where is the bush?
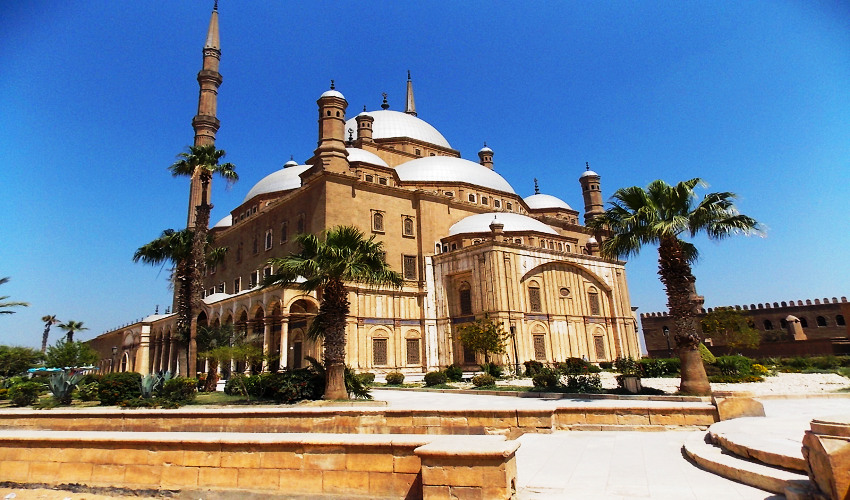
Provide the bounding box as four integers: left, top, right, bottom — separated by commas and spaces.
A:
0, 388, 7, 400
599, 361, 613, 370
423, 371, 447, 387
356, 373, 376, 385
531, 367, 560, 389
811, 356, 841, 370
160, 377, 197, 403
523, 360, 544, 377
698, 343, 716, 364
558, 357, 594, 375
480, 362, 503, 378
77, 381, 99, 401
750, 363, 770, 376
639, 358, 680, 377
385, 372, 405, 385
471, 374, 495, 387
98, 372, 142, 406
9, 381, 45, 406
445, 364, 463, 382
565, 374, 603, 393
614, 357, 641, 376
708, 375, 764, 383
715, 356, 753, 376
784, 356, 812, 370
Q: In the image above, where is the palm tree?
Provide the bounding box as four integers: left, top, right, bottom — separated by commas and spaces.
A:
41, 315, 60, 353
262, 226, 404, 399
57, 320, 88, 343
0, 277, 29, 314
169, 144, 237, 375
588, 178, 760, 395
133, 228, 227, 374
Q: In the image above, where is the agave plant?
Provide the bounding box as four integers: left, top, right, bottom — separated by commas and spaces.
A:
139, 371, 173, 399
48, 371, 85, 405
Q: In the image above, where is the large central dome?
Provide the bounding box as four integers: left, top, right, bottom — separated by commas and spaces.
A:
395, 156, 516, 194
345, 110, 451, 149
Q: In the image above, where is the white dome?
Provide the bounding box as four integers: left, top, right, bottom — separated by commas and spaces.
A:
449, 212, 558, 236
580, 169, 599, 178
320, 89, 345, 99
395, 156, 515, 194
524, 193, 573, 211
345, 110, 451, 148
213, 215, 232, 228
346, 148, 389, 168
242, 163, 311, 203
479, 145, 493, 153
203, 292, 231, 304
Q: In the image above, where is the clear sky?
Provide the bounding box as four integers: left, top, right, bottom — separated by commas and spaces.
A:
1, 1, 848, 348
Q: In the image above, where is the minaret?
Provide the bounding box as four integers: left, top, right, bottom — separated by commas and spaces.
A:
311, 80, 349, 173
187, 3, 223, 228
405, 71, 417, 116
356, 106, 374, 143
478, 143, 493, 169
580, 162, 604, 225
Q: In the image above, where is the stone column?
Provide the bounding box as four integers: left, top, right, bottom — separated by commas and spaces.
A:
170, 337, 179, 374
138, 325, 151, 375
278, 316, 290, 371
160, 335, 170, 373
152, 337, 161, 374
262, 319, 272, 372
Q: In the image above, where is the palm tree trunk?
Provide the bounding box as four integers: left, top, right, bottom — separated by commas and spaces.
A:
321, 278, 349, 400
41, 326, 51, 353
67, 332, 73, 343
188, 176, 212, 378
658, 237, 711, 395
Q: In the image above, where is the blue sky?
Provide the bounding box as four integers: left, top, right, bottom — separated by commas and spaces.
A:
1, 1, 848, 347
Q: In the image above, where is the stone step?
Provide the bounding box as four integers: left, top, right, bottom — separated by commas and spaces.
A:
708, 417, 808, 472
558, 424, 707, 432
683, 430, 809, 495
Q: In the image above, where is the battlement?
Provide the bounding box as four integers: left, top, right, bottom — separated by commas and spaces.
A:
640, 296, 848, 318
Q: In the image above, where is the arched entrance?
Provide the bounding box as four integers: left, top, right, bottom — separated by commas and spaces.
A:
286, 299, 319, 370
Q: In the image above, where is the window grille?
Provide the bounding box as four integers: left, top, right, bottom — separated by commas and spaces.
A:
529, 286, 542, 312
459, 289, 472, 315
406, 338, 420, 365
373, 338, 388, 365
280, 222, 288, 243
373, 212, 384, 232
588, 291, 600, 316
403, 217, 414, 236
594, 336, 606, 360
533, 335, 546, 361
403, 255, 417, 280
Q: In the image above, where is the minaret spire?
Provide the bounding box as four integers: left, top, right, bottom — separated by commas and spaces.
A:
405, 71, 417, 116
187, 3, 223, 228
534, 178, 540, 195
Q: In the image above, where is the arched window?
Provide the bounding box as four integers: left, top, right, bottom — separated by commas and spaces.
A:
280, 222, 288, 243
236, 243, 243, 263
837, 315, 846, 326
265, 230, 273, 250
373, 212, 384, 232
459, 282, 472, 315
800, 317, 809, 328
528, 282, 542, 312
763, 320, 773, 330
252, 237, 259, 255
403, 217, 414, 236
817, 316, 827, 327
435, 243, 441, 254
588, 288, 600, 316
780, 318, 788, 329
297, 216, 305, 234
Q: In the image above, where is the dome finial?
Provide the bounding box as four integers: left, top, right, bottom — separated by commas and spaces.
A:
534, 178, 540, 195
408, 70, 411, 81
363, 105, 367, 112
330, 79, 335, 90
290, 155, 294, 161
213, 0, 218, 11
483, 142, 487, 147
586, 161, 590, 171
381, 92, 389, 110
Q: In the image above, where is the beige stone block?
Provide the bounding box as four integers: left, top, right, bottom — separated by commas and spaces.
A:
238, 468, 280, 490
684, 412, 716, 425
423, 484, 453, 500
483, 486, 511, 500
648, 412, 686, 426
28, 461, 61, 482
394, 453, 421, 473
346, 451, 394, 472
444, 465, 485, 487
304, 451, 346, 471
585, 412, 617, 425
323, 470, 370, 496
714, 397, 766, 421
447, 486, 483, 500
198, 467, 237, 488
280, 469, 323, 494
183, 446, 221, 467
161, 465, 199, 487
616, 410, 651, 425
124, 464, 162, 485
421, 465, 449, 486
57, 462, 93, 482
369, 471, 420, 497
149, 446, 184, 466
803, 430, 850, 500
77, 446, 111, 465
387, 415, 413, 428
0, 446, 25, 461
482, 468, 510, 489
414, 415, 442, 427
260, 450, 303, 470
442, 416, 468, 429
221, 450, 262, 469
0, 461, 29, 482
555, 412, 586, 426
91, 464, 126, 485
108, 447, 151, 466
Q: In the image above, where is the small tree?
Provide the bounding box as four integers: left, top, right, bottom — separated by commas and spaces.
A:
45, 339, 99, 368
57, 320, 88, 342
455, 314, 512, 364
700, 307, 760, 354
0, 345, 43, 376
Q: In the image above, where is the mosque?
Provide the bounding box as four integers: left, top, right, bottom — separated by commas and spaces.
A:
88, 6, 641, 377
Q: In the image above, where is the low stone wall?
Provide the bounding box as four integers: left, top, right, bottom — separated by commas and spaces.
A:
554, 405, 718, 429
0, 431, 519, 500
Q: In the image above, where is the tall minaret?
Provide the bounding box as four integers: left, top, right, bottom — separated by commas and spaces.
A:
187, 3, 222, 228
405, 70, 417, 116
580, 162, 604, 225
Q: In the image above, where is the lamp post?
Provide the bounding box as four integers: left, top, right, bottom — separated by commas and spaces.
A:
662, 327, 672, 358
510, 324, 519, 376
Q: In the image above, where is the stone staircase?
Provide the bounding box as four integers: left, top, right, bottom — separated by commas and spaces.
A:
683, 416, 812, 495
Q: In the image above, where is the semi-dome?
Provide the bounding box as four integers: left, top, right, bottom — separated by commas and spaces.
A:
346, 148, 389, 168
395, 156, 515, 194
242, 163, 311, 203
524, 193, 573, 211
344, 110, 451, 149
449, 212, 558, 236
213, 214, 232, 228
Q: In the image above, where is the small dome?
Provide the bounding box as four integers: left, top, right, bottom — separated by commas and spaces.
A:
449, 213, 558, 236
587, 236, 598, 245
395, 156, 515, 193
203, 292, 231, 304
141, 313, 174, 323
284, 159, 298, 168
479, 145, 493, 153
243, 163, 311, 203
320, 89, 345, 100
524, 193, 573, 211
346, 148, 389, 168
213, 215, 232, 228
345, 110, 451, 148
580, 169, 599, 178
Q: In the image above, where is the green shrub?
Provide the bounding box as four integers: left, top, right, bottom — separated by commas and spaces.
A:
715, 356, 753, 376
471, 374, 495, 387
385, 372, 405, 385
531, 367, 560, 389
639, 358, 680, 377
423, 371, 447, 387
613, 357, 641, 376
0, 388, 7, 400
77, 381, 99, 401
8, 381, 43, 406
558, 357, 593, 375
523, 360, 544, 377
160, 377, 197, 403
97, 372, 142, 405
356, 373, 376, 385
698, 343, 716, 364
811, 356, 841, 370
599, 361, 613, 370
565, 373, 603, 393
444, 364, 463, 382
785, 357, 812, 370
750, 364, 770, 376
480, 362, 503, 378
708, 374, 764, 383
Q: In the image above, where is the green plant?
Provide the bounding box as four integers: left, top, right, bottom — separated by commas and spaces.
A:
750, 363, 770, 376
708, 374, 764, 383
385, 372, 405, 385
97, 372, 142, 405
0, 345, 43, 376
423, 371, 447, 387
161, 377, 197, 403
565, 373, 602, 393
531, 367, 561, 389
44, 339, 99, 369
445, 364, 463, 382
698, 343, 716, 364
140, 371, 172, 399
471, 374, 495, 387
356, 373, 376, 385
558, 357, 592, 375
0, 388, 7, 400
48, 371, 85, 404
599, 361, 613, 370
613, 357, 641, 376
639, 358, 680, 377
77, 381, 99, 401
524, 360, 544, 377
715, 356, 753, 376
479, 362, 503, 378
8, 381, 43, 406
455, 314, 512, 366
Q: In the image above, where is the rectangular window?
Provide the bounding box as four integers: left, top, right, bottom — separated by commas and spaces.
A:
594, 336, 606, 360
463, 345, 477, 364
506, 202, 512, 211
533, 335, 547, 361
365, 174, 374, 182
459, 289, 472, 315
263, 266, 272, 279
403, 255, 417, 280
589, 292, 600, 316
494, 199, 501, 208
529, 287, 542, 312
217, 282, 225, 294
373, 338, 388, 366
297, 216, 305, 234
379, 177, 388, 185
249, 271, 258, 288
233, 277, 241, 293
406, 338, 420, 365
280, 222, 288, 243
402, 217, 414, 237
